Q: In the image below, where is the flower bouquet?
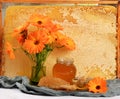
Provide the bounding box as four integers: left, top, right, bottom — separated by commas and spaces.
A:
5, 14, 75, 85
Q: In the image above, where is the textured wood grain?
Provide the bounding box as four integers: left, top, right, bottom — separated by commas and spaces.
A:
0, 3, 3, 75
0, 0, 118, 4
117, 1, 120, 78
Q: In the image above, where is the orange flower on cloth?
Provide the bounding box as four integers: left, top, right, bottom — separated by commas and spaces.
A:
23, 30, 48, 54
5, 42, 15, 59
87, 77, 108, 93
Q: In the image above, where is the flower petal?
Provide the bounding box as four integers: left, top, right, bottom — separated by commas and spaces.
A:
5, 42, 15, 59
23, 30, 48, 54
88, 77, 108, 93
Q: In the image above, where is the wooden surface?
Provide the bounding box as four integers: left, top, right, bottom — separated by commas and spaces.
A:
117, 1, 120, 78
0, 0, 118, 4
0, 2, 3, 75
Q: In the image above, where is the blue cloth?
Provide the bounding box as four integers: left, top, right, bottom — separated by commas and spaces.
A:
0, 76, 120, 97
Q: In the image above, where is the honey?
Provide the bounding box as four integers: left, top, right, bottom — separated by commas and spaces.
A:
53, 57, 76, 84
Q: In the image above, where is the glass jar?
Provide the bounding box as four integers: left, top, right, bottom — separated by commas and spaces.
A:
53, 57, 76, 84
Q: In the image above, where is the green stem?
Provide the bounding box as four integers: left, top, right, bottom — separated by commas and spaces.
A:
30, 45, 53, 85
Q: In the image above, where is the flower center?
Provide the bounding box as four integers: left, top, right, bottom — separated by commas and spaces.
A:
37, 21, 42, 24
96, 85, 101, 90
34, 40, 40, 45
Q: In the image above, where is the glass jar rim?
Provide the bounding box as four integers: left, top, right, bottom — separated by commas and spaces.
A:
57, 57, 74, 65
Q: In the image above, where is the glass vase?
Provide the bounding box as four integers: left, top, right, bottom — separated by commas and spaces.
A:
30, 45, 52, 85
30, 66, 46, 85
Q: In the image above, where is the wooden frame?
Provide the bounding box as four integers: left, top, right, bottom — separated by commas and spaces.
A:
0, 0, 119, 78
0, 0, 118, 4
0, 2, 2, 75
117, 1, 120, 78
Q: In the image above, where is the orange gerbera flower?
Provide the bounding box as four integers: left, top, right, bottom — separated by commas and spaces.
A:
14, 22, 29, 36
6, 42, 15, 59
88, 77, 108, 93
13, 22, 29, 45
63, 38, 76, 50
23, 30, 48, 54
28, 14, 51, 28
47, 34, 56, 44
55, 32, 75, 50
45, 22, 63, 33
16, 29, 28, 45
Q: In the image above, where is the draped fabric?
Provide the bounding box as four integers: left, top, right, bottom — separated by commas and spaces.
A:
0, 76, 120, 97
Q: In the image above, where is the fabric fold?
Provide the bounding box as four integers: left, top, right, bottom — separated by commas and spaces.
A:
0, 76, 120, 97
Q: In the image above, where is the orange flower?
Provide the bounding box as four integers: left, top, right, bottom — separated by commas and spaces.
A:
23, 30, 48, 54
6, 42, 15, 59
14, 22, 29, 32
63, 38, 76, 50
13, 22, 29, 45
55, 32, 75, 50
17, 30, 28, 45
45, 22, 63, 33
47, 34, 56, 44
28, 14, 51, 28
88, 77, 108, 93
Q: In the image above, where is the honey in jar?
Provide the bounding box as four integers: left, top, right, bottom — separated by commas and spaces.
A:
53, 57, 76, 84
